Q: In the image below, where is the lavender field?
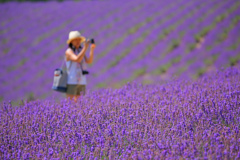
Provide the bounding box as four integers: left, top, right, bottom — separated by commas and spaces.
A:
0, 0, 240, 102
1, 66, 240, 159
0, 0, 240, 159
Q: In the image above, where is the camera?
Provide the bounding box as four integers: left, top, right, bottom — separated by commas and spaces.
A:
87, 38, 95, 44
82, 70, 89, 75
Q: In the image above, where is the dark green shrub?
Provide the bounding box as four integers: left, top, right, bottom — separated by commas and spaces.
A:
171, 55, 182, 64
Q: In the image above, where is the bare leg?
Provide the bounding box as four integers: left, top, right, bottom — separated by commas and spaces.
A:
66, 94, 74, 101
74, 95, 82, 102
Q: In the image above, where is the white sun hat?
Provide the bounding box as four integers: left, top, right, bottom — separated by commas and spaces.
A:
66, 31, 86, 44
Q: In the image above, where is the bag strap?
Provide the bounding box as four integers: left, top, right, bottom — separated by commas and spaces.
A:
79, 55, 86, 71
62, 47, 85, 71
60, 56, 65, 69
75, 47, 84, 71
61, 55, 71, 71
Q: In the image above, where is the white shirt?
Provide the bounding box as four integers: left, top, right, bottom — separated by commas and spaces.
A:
66, 48, 87, 85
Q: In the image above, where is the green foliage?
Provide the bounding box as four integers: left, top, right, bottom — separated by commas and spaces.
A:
158, 33, 166, 41
166, 13, 174, 20
142, 79, 152, 85
163, 28, 171, 36
229, 54, 240, 66
179, 31, 185, 38
212, 54, 219, 61
96, 83, 106, 88
102, 24, 112, 30
159, 63, 172, 73
1, 22, 5, 26
198, 17, 204, 23
7, 66, 16, 72
3, 48, 9, 54
128, 23, 144, 34
152, 62, 172, 75
186, 43, 196, 53
194, 34, 202, 43
187, 58, 195, 65
108, 48, 131, 68
133, 37, 144, 45
171, 55, 182, 64
37, 70, 45, 78
163, 25, 175, 36
197, 67, 206, 77
228, 1, 240, 12
0, 29, 6, 35
202, 25, 214, 36
145, 45, 153, 54
227, 37, 240, 51
27, 92, 35, 102
206, 46, 213, 51
0, 0, 8, 2
204, 59, 213, 66
229, 57, 238, 66
17, 37, 26, 43
113, 38, 124, 46
134, 44, 154, 63
9, 0, 49, 1
189, 24, 195, 29
133, 31, 149, 45
215, 14, 227, 23
2, 38, 8, 44
34, 34, 47, 45
227, 44, 238, 51
54, 38, 60, 43
132, 68, 146, 78
19, 58, 28, 66
195, 24, 214, 42
132, 4, 144, 12
215, 14, 240, 45
233, 15, 240, 25
216, 32, 228, 43
167, 39, 180, 53
146, 17, 152, 23
177, 65, 187, 75
204, 54, 219, 66
142, 30, 150, 37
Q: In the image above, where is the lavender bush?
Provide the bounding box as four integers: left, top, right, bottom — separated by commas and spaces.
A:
1, 66, 240, 159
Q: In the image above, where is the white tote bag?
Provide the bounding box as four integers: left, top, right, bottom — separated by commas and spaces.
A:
52, 57, 71, 93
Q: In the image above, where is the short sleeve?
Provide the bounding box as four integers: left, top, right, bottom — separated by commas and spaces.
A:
66, 48, 72, 52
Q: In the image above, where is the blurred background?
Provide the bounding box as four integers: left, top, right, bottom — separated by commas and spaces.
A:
0, 0, 240, 103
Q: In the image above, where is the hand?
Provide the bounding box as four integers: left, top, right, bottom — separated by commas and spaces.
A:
84, 39, 90, 47
91, 44, 96, 50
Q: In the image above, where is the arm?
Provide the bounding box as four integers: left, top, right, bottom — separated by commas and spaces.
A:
85, 44, 96, 64
66, 42, 90, 63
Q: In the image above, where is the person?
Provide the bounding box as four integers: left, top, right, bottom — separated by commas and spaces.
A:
65, 31, 95, 102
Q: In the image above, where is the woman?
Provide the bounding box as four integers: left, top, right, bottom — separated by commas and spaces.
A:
65, 31, 95, 102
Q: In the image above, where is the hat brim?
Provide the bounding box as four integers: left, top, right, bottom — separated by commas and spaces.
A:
66, 36, 86, 44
